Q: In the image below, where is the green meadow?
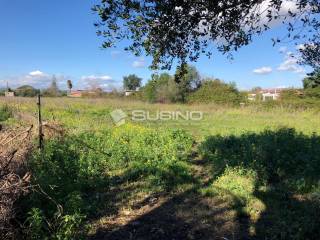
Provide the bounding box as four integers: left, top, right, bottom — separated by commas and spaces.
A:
3, 97, 320, 137
1, 97, 320, 239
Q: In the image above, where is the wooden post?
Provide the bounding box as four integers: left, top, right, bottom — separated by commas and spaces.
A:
37, 94, 43, 149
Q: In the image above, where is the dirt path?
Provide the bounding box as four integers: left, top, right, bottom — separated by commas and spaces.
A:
88, 155, 249, 240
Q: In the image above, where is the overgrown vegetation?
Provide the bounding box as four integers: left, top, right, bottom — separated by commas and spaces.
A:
1, 98, 320, 239
188, 79, 244, 105
200, 128, 320, 192
20, 124, 193, 239
199, 128, 320, 239
0, 104, 13, 122
279, 87, 320, 108
136, 64, 247, 105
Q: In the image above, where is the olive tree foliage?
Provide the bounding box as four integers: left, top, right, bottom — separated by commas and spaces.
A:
174, 64, 202, 102
123, 74, 142, 90
142, 65, 201, 103
93, 0, 320, 70
303, 69, 320, 89
299, 42, 320, 69
143, 73, 176, 103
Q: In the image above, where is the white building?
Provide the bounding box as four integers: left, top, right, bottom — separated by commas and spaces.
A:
262, 92, 279, 101
5, 91, 15, 97
248, 88, 286, 101
248, 93, 257, 101
124, 90, 139, 96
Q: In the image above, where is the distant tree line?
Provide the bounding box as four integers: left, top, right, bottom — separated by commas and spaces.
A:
2, 64, 319, 108
122, 64, 245, 105
0, 76, 69, 97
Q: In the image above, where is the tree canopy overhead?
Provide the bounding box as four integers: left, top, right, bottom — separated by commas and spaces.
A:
93, 0, 320, 70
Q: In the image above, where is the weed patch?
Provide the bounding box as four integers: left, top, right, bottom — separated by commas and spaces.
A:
0, 104, 13, 122
20, 124, 194, 239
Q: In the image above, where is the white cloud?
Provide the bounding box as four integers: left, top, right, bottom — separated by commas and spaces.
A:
277, 58, 305, 73
253, 66, 273, 75
258, 0, 300, 27
201, 0, 301, 47
0, 72, 118, 91
279, 46, 288, 53
0, 71, 66, 89
80, 75, 118, 91
132, 58, 146, 68
277, 50, 305, 74
29, 70, 46, 77
296, 44, 306, 51
81, 75, 112, 81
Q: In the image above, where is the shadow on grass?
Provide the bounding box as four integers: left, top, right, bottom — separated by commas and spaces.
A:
200, 127, 320, 239
85, 161, 196, 221
89, 128, 320, 239
252, 186, 320, 240
90, 187, 250, 240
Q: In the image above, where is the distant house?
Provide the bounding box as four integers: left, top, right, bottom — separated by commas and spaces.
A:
4, 82, 15, 97
68, 90, 84, 98
5, 91, 15, 97
124, 89, 139, 96
248, 88, 286, 101
248, 93, 257, 101
261, 88, 285, 101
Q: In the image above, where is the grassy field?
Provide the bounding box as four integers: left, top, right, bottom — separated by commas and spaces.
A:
1, 97, 320, 239
2, 97, 320, 138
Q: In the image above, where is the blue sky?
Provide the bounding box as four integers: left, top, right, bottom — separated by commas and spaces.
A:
0, 0, 311, 91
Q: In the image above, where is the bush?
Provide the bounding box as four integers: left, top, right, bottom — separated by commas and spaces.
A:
188, 79, 244, 105
278, 88, 320, 109
142, 73, 178, 103
305, 87, 320, 98
199, 128, 320, 192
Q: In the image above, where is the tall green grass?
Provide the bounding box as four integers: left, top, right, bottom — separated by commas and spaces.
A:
0, 104, 12, 122
1, 97, 319, 138
21, 124, 193, 239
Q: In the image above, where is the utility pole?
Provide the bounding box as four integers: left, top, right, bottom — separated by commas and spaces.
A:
37, 94, 43, 149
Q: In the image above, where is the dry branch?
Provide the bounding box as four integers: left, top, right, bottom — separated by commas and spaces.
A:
0, 126, 33, 239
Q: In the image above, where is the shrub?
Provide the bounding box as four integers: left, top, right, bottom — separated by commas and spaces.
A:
199, 128, 320, 192
305, 87, 320, 98
188, 79, 244, 105
278, 88, 320, 109
142, 73, 178, 103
